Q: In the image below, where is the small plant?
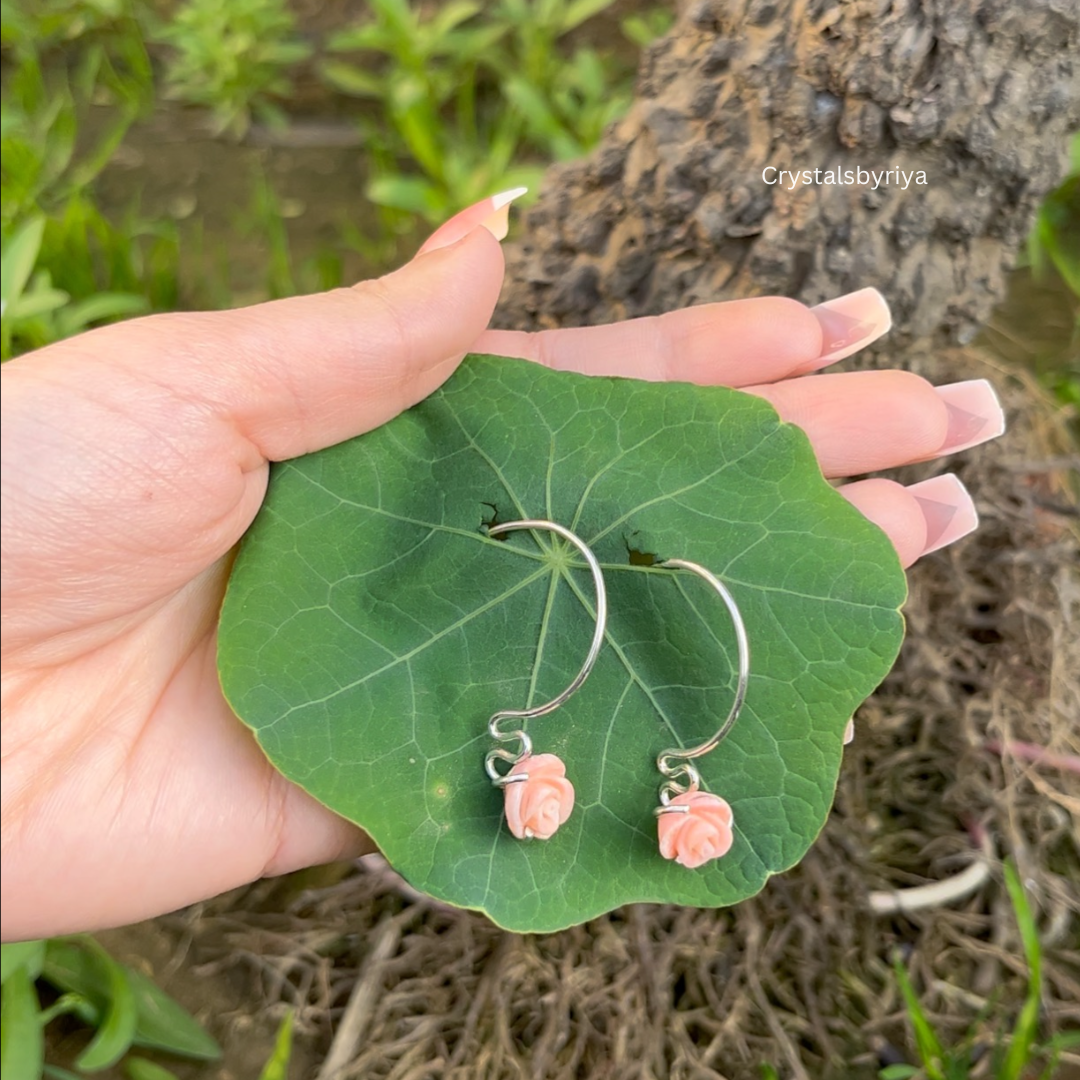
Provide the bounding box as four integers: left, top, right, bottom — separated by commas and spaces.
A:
881, 862, 1080, 1080
0, 936, 220, 1079
0, 0, 151, 68
319, 0, 535, 222
319, 0, 666, 224
0, 216, 148, 360
1, 47, 176, 358
153, 0, 312, 136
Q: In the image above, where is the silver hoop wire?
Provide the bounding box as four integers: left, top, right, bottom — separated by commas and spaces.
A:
483, 519, 607, 787
654, 558, 750, 815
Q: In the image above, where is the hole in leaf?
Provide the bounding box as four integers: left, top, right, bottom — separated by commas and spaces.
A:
625, 533, 660, 567
480, 502, 508, 537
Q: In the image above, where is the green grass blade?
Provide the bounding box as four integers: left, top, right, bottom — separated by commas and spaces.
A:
124, 1056, 181, 1080
0, 941, 45, 986
999, 861, 1043, 1080
1, 215, 45, 310
893, 952, 946, 1080
75, 941, 138, 1071
257, 1010, 295, 1080
1, 966, 44, 1080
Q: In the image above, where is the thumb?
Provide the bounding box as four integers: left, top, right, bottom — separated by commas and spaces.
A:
150, 224, 506, 462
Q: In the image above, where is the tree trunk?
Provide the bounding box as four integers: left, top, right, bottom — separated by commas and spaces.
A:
496, 0, 1080, 351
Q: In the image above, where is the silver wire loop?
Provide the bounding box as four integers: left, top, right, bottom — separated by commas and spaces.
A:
483, 519, 607, 787
654, 558, 750, 812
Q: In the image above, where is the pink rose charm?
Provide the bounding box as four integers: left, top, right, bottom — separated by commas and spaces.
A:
657, 791, 735, 868
503, 753, 575, 840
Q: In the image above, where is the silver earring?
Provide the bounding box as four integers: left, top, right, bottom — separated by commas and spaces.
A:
653, 558, 749, 868
484, 519, 607, 840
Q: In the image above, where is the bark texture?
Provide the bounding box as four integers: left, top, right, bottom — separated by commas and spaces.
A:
495, 0, 1080, 349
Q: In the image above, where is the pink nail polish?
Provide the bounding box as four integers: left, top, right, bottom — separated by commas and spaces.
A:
808, 287, 892, 366
419, 187, 528, 254
935, 379, 1005, 455
909, 474, 979, 556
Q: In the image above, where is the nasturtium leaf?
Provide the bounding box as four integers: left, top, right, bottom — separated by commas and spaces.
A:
218, 355, 906, 932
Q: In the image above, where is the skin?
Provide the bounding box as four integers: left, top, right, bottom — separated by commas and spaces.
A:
2, 226, 962, 940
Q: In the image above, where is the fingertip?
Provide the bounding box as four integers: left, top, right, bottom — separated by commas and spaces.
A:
840, 478, 927, 568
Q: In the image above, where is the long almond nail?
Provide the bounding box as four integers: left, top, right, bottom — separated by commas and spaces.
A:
419, 187, 528, 254
909, 474, 979, 556
808, 287, 892, 367
934, 379, 1005, 455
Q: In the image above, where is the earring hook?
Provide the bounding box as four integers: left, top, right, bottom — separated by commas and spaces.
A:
654, 558, 750, 808
484, 519, 607, 787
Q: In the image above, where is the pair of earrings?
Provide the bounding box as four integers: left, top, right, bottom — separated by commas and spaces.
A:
483, 519, 749, 870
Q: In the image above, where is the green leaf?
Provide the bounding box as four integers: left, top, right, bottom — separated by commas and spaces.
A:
57, 291, 149, 336
43, 939, 221, 1061
562, 0, 618, 33
878, 1067, 920, 1080
366, 174, 444, 218
1, 967, 43, 1080
316, 59, 387, 99
218, 356, 906, 932
74, 940, 138, 1071
431, 1, 482, 37
0, 215, 45, 311
257, 1010, 295, 1080
125, 1057, 181, 1080
0, 942, 45, 986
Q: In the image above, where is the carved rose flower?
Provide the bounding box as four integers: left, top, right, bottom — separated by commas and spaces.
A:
657, 791, 734, 868
504, 753, 575, 840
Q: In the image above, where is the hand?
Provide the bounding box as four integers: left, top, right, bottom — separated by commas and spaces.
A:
0, 192, 1004, 940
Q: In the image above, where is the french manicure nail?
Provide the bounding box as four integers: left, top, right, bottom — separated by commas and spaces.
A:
809, 287, 892, 366
909, 474, 979, 556
418, 187, 528, 254
934, 379, 1005, 455
478, 186, 529, 241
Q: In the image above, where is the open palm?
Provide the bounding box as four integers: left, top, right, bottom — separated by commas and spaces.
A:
1, 209, 1002, 940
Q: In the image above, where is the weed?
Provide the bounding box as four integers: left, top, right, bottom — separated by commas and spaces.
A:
881, 862, 1079, 1080
151, 0, 312, 136
0, 935, 220, 1079
320, 0, 660, 223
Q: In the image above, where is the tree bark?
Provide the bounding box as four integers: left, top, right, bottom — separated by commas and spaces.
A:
496, 0, 1080, 351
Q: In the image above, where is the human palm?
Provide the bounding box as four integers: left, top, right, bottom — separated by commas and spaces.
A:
1, 208, 1002, 940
